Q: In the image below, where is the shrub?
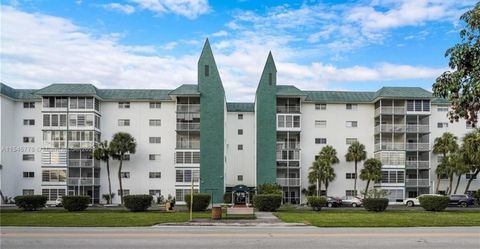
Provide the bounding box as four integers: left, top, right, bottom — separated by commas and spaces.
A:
14, 195, 47, 211
62, 196, 91, 211
253, 194, 282, 211
363, 198, 389, 212
257, 183, 282, 195
223, 192, 232, 204
474, 190, 480, 206
307, 196, 327, 211
124, 195, 153, 212
185, 193, 211, 211
419, 195, 449, 211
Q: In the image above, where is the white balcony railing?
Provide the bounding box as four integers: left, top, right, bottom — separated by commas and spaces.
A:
406, 143, 430, 151
277, 114, 301, 130
406, 125, 430, 133
375, 107, 406, 116
374, 124, 406, 133
276, 150, 300, 160
406, 161, 430, 169
176, 140, 200, 149
276, 178, 300, 186
67, 177, 100, 186
69, 141, 95, 149
276, 106, 300, 113
374, 143, 405, 151
406, 179, 429, 186
276, 142, 300, 150
176, 122, 200, 131
176, 104, 200, 113
68, 159, 99, 167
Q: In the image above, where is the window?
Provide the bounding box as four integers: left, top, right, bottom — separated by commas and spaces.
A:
23, 189, 34, 195
149, 154, 160, 160
175, 151, 200, 164
315, 120, 327, 128
23, 102, 35, 108
42, 188, 65, 201
238, 114, 243, 120
23, 154, 34, 161
268, 73, 272, 85
407, 100, 430, 112
23, 137, 35, 143
238, 129, 243, 135
205, 65, 209, 76
380, 170, 405, 183
175, 188, 199, 202
42, 170, 66, 182
149, 172, 162, 178
315, 138, 327, 144
77, 114, 85, 126
346, 173, 356, 179
237, 175, 243, 181
149, 119, 161, 126
149, 102, 161, 108
345, 190, 357, 197
43, 114, 50, 126
238, 144, 243, 150
149, 189, 161, 196
23, 119, 35, 126
120, 172, 130, 178
437, 122, 448, 128
176, 169, 199, 183
23, 172, 35, 178
346, 138, 357, 145
118, 189, 130, 196
43, 97, 67, 108
149, 137, 161, 144
118, 102, 130, 109
118, 119, 130, 126
346, 121, 358, 128
346, 104, 357, 110
466, 173, 477, 180
315, 104, 326, 110
437, 107, 448, 112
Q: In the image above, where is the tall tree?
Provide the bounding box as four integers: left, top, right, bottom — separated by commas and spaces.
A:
345, 141, 367, 197
110, 132, 136, 205
463, 128, 480, 193
432, 132, 459, 193
320, 162, 336, 196
359, 158, 382, 195
308, 160, 322, 197
432, 3, 480, 127
441, 153, 462, 195
93, 141, 113, 204
308, 145, 339, 197
452, 151, 470, 194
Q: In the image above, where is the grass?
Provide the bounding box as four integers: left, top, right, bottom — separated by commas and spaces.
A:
275, 209, 480, 227
0, 209, 211, 227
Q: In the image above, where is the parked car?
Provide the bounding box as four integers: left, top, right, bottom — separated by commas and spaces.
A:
404, 194, 443, 207
326, 196, 342, 207
340, 196, 362, 207
448, 194, 475, 207
54, 197, 63, 207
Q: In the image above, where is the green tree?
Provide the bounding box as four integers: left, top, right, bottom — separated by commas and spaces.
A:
452, 151, 470, 194
320, 162, 336, 196
308, 160, 322, 197
93, 141, 113, 204
110, 132, 137, 205
432, 3, 480, 127
463, 128, 480, 193
345, 141, 367, 197
440, 155, 460, 195
359, 158, 382, 195
432, 132, 459, 193
308, 145, 339, 197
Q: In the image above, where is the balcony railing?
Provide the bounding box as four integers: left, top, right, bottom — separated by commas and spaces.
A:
68, 159, 100, 167
375, 107, 405, 116
374, 143, 405, 151
374, 124, 406, 133
276, 142, 300, 150
276, 150, 300, 160
406, 161, 430, 169
277, 114, 301, 130
176, 140, 200, 149
176, 122, 200, 131
176, 104, 200, 113
406, 143, 430, 151
276, 178, 300, 186
67, 177, 100, 186
68, 141, 95, 149
406, 179, 429, 187
276, 106, 300, 113
406, 125, 430, 133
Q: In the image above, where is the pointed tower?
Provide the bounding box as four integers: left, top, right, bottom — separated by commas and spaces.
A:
198, 39, 226, 203
255, 52, 277, 185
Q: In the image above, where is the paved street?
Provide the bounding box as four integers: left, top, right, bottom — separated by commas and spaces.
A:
1, 226, 479, 249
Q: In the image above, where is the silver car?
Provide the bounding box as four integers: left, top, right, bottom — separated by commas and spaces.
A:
340, 196, 362, 207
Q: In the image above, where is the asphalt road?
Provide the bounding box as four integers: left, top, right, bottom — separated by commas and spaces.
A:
1, 226, 479, 249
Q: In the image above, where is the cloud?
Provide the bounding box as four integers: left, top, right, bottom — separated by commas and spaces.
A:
102, 3, 136, 14
130, 0, 210, 19
212, 30, 228, 37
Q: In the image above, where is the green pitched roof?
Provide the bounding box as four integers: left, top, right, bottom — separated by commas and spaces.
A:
34, 83, 98, 96
432, 97, 449, 105
169, 84, 200, 96
226, 102, 254, 112
0, 83, 40, 100
304, 90, 375, 103
276, 85, 307, 96
373, 87, 433, 99
98, 89, 172, 101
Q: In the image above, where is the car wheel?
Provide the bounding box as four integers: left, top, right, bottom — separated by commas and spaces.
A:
352, 203, 357, 208
327, 203, 333, 208
460, 202, 467, 208
406, 201, 414, 207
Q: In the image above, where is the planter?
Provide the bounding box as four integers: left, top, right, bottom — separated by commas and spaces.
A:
211, 206, 222, 220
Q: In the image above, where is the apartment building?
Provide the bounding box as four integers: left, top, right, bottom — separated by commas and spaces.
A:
1, 40, 477, 205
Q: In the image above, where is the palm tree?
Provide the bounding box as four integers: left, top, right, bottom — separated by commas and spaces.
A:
319, 145, 339, 166
463, 128, 480, 193
345, 141, 367, 196
359, 158, 382, 195
93, 141, 113, 204
452, 151, 470, 194
110, 132, 137, 205
440, 155, 458, 195
309, 145, 339, 197
432, 132, 458, 193
320, 162, 336, 196
308, 160, 322, 197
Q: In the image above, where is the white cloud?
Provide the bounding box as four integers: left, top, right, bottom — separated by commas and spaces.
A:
212, 30, 228, 37
130, 0, 210, 19
103, 3, 136, 14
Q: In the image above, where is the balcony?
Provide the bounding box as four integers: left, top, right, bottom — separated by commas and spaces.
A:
68, 159, 100, 168
176, 104, 200, 113
277, 114, 301, 131
276, 142, 300, 150
69, 141, 95, 149
406, 143, 430, 151
374, 124, 405, 133
405, 161, 430, 169
375, 107, 405, 116
176, 140, 200, 149
406, 179, 429, 187
374, 143, 405, 151
276, 106, 300, 113
406, 125, 429, 133
277, 178, 300, 186
67, 177, 100, 186
176, 122, 200, 131
276, 150, 300, 161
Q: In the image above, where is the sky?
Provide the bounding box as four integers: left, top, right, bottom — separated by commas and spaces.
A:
0, 0, 476, 101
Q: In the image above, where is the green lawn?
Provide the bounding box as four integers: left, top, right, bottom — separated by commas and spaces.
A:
0, 209, 210, 227
275, 210, 480, 227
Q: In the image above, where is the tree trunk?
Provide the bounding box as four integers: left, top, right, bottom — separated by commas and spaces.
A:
118, 157, 124, 205
318, 181, 322, 196
316, 178, 319, 197
354, 160, 357, 196
464, 169, 480, 194
454, 174, 462, 194
364, 180, 370, 197
435, 175, 441, 194
325, 181, 329, 196
106, 159, 112, 204
448, 174, 454, 195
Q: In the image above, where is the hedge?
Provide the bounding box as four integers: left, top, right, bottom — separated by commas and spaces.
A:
307, 196, 327, 211
124, 195, 153, 212
62, 196, 91, 211
223, 192, 232, 204
185, 193, 211, 211
253, 194, 282, 211
363, 198, 389, 212
14, 195, 47, 211
419, 195, 449, 211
